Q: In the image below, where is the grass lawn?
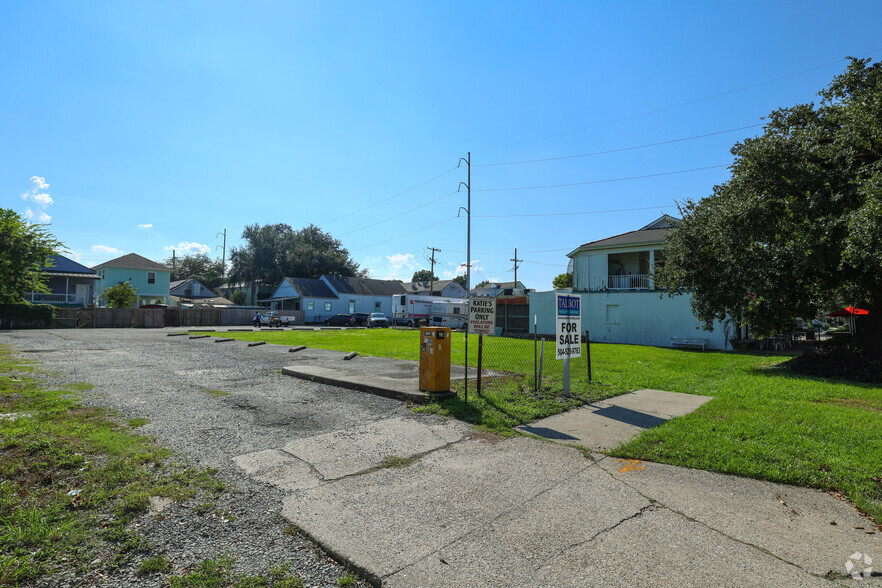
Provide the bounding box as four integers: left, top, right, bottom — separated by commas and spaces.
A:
212, 328, 882, 523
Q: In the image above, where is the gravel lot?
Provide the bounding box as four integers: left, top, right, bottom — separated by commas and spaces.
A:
2, 328, 433, 587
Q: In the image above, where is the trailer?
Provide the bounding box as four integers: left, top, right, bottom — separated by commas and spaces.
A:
391, 294, 468, 329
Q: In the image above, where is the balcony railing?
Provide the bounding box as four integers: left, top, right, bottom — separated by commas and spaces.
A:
24, 292, 85, 304
607, 274, 651, 290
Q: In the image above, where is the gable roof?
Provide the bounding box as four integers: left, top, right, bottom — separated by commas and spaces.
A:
404, 279, 461, 293
567, 216, 681, 257
41, 253, 99, 279
286, 277, 337, 299
92, 253, 169, 272
323, 275, 407, 297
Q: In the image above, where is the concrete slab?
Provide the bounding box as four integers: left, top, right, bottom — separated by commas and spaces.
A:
281, 416, 469, 480
282, 365, 454, 402
595, 456, 882, 579
232, 448, 320, 491
516, 389, 712, 450
282, 437, 592, 580
530, 506, 830, 588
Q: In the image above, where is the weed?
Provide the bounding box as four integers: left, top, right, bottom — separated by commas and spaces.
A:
380, 455, 416, 468
282, 524, 300, 535
128, 417, 150, 428
137, 554, 169, 575
338, 571, 358, 586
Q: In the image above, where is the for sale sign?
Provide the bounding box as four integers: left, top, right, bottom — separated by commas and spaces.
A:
468, 298, 496, 335
556, 294, 582, 359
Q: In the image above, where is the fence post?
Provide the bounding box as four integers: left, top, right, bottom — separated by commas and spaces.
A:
477, 334, 483, 396
538, 338, 545, 390
533, 315, 538, 391
585, 330, 591, 382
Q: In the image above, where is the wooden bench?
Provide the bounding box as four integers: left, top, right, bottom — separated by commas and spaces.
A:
671, 337, 707, 351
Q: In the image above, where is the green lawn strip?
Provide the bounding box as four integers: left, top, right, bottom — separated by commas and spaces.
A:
211, 329, 882, 523
0, 345, 225, 585
167, 556, 307, 587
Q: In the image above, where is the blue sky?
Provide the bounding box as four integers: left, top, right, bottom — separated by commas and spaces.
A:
3, 1, 881, 290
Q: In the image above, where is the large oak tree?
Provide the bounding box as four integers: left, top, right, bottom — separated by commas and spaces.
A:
657, 58, 882, 350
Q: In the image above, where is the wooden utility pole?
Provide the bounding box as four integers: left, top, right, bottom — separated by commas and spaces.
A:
510, 248, 523, 287
426, 246, 441, 295
216, 229, 227, 276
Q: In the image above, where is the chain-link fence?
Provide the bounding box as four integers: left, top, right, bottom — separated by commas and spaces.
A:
458, 330, 596, 397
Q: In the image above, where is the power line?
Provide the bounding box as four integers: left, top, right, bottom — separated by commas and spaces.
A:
474, 204, 675, 219
474, 165, 726, 192
350, 217, 460, 252
475, 48, 882, 154
337, 191, 458, 237
475, 124, 761, 167
321, 166, 458, 225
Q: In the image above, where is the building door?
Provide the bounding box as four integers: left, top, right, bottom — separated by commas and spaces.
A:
349, 300, 356, 313
76, 284, 90, 306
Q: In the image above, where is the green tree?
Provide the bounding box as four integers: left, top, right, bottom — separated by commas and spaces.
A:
552, 273, 573, 289
453, 275, 467, 288
230, 290, 247, 305
0, 208, 62, 304
475, 280, 490, 288
229, 223, 364, 303
104, 281, 138, 308
164, 253, 225, 289
411, 269, 438, 282
656, 58, 882, 349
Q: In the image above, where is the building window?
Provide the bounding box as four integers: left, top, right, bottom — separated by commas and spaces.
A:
606, 304, 620, 324
349, 300, 356, 313
307, 301, 315, 311
375, 301, 381, 311
147, 272, 156, 285
324, 302, 332, 311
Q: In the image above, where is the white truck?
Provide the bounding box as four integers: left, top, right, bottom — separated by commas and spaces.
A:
391, 295, 468, 329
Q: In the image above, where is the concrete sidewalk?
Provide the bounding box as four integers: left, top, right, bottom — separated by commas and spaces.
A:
516, 388, 713, 450
245, 432, 878, 586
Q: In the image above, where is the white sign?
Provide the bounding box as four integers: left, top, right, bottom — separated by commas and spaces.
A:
556, 294, 582, 359
468, 298, 496, 335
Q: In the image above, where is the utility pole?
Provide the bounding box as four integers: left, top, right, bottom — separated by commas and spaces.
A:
510, 248, 523, 287
457, 152, 471, 403
172, 250, 176, 273
216, 229, 227, 276
426, 246, 441, 295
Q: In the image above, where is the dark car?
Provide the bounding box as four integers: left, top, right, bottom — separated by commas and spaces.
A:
325, 314, 356, 326
352, 312, 371, 326
368, 313, 389, 328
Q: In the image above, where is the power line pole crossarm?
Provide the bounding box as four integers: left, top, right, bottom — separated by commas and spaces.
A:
510, 248, 523, 287
426, 246, 441, 295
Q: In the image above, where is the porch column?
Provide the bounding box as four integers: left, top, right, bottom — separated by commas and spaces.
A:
65, 277, 70, 302
648, 250, 655, 290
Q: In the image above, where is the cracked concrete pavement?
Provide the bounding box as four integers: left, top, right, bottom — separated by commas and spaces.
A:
2, 329, 878, 586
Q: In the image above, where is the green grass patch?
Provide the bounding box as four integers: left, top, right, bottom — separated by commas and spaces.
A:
138, 554, 169, 575
127, 417, 150, 428
200, 388, 231, 398
338, 571, 358, 586
0, 345, 227, 585
210, 329, 882, 524
167, 556, 306, 587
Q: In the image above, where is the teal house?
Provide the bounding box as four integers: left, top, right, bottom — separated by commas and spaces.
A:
92, 253, 171, 307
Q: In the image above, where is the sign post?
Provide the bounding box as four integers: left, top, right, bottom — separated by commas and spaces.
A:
556, 294, 582, 396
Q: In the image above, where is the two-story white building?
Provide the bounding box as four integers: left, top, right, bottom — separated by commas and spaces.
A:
529, 215, 728, 349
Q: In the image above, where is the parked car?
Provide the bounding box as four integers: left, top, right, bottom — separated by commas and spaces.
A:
368, 313, 389, 328
352, 312, 371, 326
325, 314, 356, 326
254, 311, 297, 327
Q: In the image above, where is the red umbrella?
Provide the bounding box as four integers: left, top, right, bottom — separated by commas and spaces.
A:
827, 306, 869, 317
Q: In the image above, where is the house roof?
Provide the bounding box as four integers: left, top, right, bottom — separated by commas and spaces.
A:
41, 253, 99, 279
169, 279, 188, 289
285, 277, 337, 299
323, 275, 407, 297
92, 253, 169, 272
567, 216, 681, 257
404, 279, 461, 293
170, 295, 234, 307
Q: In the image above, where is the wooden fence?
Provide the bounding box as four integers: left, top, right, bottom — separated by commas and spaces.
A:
43, 307, 302, 329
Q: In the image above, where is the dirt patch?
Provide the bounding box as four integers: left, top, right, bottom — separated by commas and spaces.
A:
817, 397, 882, 412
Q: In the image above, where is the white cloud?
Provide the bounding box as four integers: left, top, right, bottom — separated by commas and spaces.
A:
386, 253, 422, 272
164, 241, 210, 255
138, 223, 153, 229
92, 245, 122, 254
21, 176, 53, 223
65, 250, 83, 262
